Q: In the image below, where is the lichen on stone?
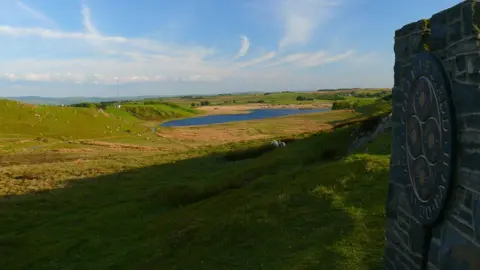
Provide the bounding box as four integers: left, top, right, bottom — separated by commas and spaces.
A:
472, 1, 480, 35
421, 19, 431, 51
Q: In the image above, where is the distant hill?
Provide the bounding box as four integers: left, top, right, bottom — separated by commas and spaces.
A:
5, 88, 391, 106
5, 96, 165, 105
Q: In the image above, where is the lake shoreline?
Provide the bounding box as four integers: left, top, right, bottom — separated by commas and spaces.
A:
196, 103, 332, 115
160, 107, 332, 127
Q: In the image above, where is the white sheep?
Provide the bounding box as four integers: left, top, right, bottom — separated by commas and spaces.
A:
271, 140, 279, 147
279, 141, 286, 148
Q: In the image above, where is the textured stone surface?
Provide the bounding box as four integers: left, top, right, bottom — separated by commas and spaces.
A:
385, 1, 480, 269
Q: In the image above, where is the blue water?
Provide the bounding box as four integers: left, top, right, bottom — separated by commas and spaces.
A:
160, 108, 331, 127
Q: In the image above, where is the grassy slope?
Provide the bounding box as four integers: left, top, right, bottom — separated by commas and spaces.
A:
0, 127, 391, 270
0, 100, 143, 140
120, 103, 199, 121
165, 89, 390, 107
0, 109, 358, 196
0, 98, 392, 269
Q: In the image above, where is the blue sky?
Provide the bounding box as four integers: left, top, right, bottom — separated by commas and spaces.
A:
0, 0, 461, 97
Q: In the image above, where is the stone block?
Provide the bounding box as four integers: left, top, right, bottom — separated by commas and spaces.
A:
385, 1, 480, 269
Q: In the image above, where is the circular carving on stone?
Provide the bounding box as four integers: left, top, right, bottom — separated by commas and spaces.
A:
423, 118, 441, 165
406, 115, 423, 157
411, 157, 431, 202
402, 52, 457, 226
413, 77, 433, 121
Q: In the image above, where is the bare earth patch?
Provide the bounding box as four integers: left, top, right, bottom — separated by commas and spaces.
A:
76, 140, 163, 151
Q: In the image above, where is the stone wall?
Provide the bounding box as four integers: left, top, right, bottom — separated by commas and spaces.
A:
385, 1, 480, 269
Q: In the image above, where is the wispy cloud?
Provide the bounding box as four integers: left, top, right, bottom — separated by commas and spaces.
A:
266, 53, 308, 67
16, 0, 57, 27
0, 3, 359, 86
236, 52, 276, 68
0, 24, 215, 59
266, 50, 354, 67
278, 0, 342, 48
234, 35, 250, 58
295, 50, 354, 67
0, 3, 224, 85
81, 5, 100, 35
0, 25, 125, 42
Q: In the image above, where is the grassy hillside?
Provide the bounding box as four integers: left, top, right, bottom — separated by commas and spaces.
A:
0, 123, 391, 270
68, 100, 200, 121
121, 102, 199, 121
0, 100, 143, 140
0, 96, 393, 269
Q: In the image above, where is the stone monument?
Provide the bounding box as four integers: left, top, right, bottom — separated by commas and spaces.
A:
385, 1, 480, 269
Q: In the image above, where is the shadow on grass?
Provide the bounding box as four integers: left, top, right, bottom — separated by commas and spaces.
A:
0, 126, 388, 270
222, 144, 277, 162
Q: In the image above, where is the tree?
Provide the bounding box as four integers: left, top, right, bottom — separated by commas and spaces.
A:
296, 96, 306, 101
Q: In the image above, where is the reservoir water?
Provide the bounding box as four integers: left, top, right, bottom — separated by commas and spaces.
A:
160, 108, 331, 127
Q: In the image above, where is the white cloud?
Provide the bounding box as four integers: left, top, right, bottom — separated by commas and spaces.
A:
0, 72, 218, 84
0, 3, 365, 88
266, 50, 354, 67
0, 24, 216, 60
236, 52, 276, 68
277, 0, 342, 48
81, 5, 101, 35
266, 53, 308, 67
0, 56, 233, 84
16, 0, 57, 27
0, 25, 126, 42
297, 50, 354, 67
234, 35, 250, 58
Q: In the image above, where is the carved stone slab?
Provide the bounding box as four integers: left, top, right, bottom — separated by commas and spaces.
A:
385, 1, 480, 269
402, 52, 456, 227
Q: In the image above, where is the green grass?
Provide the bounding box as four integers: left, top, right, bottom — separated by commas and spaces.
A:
164, 89, 390, 107
0, 97, 393, 269
0, 122, 391, 269
104, 107, 140, 121
121, 103, 199, 121
354, 99, 392, 116
0, 100, 143, 140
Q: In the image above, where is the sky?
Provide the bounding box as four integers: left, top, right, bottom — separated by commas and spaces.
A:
0, 0, 461, 97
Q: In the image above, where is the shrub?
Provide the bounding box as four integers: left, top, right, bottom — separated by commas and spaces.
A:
381, 94, 392, 101
296, 96, 306, 101
332, 101, 359, 110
